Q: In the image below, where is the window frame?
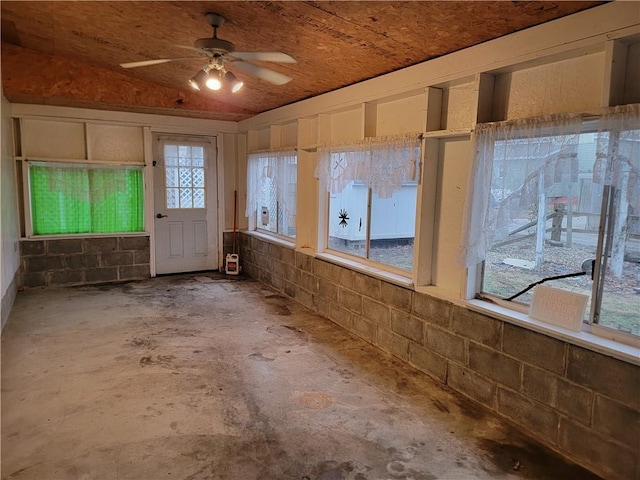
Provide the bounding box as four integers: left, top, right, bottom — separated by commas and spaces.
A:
162, 143, 206, 211
23, 158, 146, 238
467, 115, 639, 343
317, 135, 423, 276
246, 149, 298, 240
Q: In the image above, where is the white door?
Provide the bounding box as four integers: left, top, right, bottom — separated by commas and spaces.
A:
153, 136, 218, 274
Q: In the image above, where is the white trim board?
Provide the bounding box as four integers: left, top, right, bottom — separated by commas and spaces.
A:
10, 104, 239, 135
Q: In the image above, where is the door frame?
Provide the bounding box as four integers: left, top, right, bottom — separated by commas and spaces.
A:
145, 128, 225, 277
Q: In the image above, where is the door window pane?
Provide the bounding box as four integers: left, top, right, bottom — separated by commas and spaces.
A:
165, 144, 205, 209
166, 167, 178, 187
167, 188, 179, 209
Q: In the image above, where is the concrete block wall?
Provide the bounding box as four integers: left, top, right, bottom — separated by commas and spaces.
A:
20, 236, 150, 288
240, 232, 639, 480
1, 273, 18, 330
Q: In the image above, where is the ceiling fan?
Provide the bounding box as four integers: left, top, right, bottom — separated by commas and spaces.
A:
119, 13, 296, 93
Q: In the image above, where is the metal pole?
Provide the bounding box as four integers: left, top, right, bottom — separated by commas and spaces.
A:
535, 173, 546, 270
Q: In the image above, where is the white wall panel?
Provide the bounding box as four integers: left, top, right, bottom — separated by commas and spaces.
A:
494, 53, 604, 120
432, 137, 471, 293
441, 82, 477, 130
298, 117, 318, 148
280, 122, 298, 147
223, 132, 237, 231
87, 124, 144, 163
330, 108, 363, 143
258, 128, 271, 150
1, 93, 19, 314
376, 94, 426, 136
22, 119, 86, 159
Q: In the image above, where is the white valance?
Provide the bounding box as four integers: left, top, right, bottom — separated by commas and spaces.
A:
460, 113, 583, 268
315, 133, 421, 198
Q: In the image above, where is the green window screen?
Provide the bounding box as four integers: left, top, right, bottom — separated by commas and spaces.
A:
30, 163, 144, 235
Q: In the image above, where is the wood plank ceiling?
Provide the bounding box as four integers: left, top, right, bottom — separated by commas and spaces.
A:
1, 1, 603, 122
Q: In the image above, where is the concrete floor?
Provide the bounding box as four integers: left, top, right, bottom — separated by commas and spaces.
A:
1, 273, 601, 480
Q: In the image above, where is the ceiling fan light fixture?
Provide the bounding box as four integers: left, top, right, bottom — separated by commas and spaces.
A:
188, 69, 208, 90
226, 72, 244, 93
122, 13, 296, 96
205, 69, 224, 91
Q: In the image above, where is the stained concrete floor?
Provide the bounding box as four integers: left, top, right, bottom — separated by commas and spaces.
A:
1, 273, 602, 480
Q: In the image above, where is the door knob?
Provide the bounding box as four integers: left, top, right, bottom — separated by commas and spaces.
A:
156, 213, 168, 219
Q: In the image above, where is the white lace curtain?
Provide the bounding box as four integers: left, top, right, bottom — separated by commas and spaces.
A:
460, 114, 583, 267
592, 104, 640, 207
315, 133, 421, 198
246, 149, 297, 230
593, 105, 640, 277
460, 105, 640, 268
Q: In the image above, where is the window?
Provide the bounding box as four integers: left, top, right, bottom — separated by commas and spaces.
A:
462, 105, 639, 336
163, 144, 205, 209
29, 162, 144, 235
246, 150, 297, 238
317, 134, 421, 272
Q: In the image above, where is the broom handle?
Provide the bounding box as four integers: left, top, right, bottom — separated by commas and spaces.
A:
233, 190, 238, 254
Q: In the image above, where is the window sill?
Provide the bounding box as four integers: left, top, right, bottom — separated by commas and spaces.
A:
466, 298, 640, 366
245, 230, 296, 249
315, 252, 414, 289
24, 232, 150, 240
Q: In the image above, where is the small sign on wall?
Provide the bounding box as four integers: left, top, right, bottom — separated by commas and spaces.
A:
529, 285, 589, 331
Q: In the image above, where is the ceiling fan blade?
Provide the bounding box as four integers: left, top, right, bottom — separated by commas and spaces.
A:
174, 45, 212, 56
231, 52, 296, 63
119, 57, 200, 69
232, 61, 292, 85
